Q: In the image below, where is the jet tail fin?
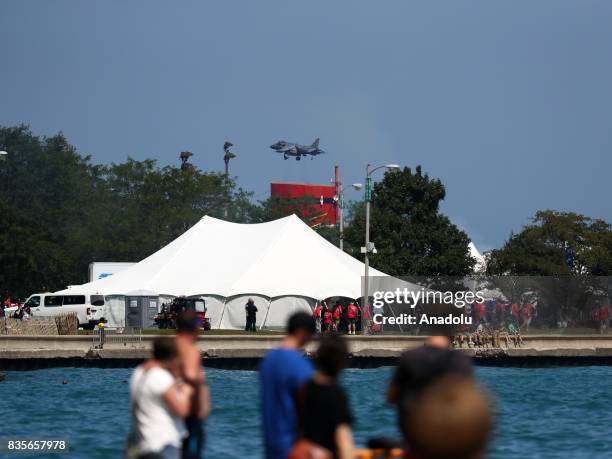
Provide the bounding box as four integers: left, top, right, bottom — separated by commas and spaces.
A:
311, 138, 320, 149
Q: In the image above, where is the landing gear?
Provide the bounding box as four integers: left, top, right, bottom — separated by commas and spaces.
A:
296, 155, 301, 161
284, 154, 288, 160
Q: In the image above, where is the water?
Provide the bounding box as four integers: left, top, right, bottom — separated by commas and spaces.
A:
1, 366, 611, 458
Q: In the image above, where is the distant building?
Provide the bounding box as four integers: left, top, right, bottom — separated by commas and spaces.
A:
270, 182, 337, 226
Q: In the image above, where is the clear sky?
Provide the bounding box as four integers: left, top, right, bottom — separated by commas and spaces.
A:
2, 1, 611, 251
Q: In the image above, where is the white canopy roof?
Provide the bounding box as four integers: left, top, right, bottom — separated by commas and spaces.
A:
59, 215, 389, 299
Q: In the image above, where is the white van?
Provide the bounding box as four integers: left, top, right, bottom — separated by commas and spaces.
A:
22, 293, 105, 329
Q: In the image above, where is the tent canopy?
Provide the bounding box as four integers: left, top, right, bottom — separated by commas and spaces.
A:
59, 215, 388, 300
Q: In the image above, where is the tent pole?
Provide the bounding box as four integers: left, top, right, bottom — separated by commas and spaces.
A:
218, 298, 228, 330
260, 298, 272, 331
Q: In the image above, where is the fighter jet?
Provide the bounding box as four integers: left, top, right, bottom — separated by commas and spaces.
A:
269, 138, 325, 160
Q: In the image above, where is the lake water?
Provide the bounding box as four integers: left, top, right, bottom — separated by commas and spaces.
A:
1, 365, 611, 458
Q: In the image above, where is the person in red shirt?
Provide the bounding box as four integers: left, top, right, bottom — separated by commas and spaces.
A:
511, 303, 519, 320
332, 302, 342, 332
521, 303, 534, 329
322, 307, 333, 334
346, 302, 361, 335
599, 304, 610, 332
312, 302, 324, 334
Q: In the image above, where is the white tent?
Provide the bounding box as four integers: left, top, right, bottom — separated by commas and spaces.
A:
469, 242, 487, 273
59, 215, 390, 329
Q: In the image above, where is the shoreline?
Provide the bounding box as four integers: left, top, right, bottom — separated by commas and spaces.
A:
2, 334, 612, 370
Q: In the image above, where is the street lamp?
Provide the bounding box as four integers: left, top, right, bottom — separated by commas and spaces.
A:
223, 142, 236, 219
360, 163, 400, 334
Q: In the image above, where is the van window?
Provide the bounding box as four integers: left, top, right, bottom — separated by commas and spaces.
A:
44, 296, 63, 307
63, 295, 86, 305
91, 295, 105, 306
25, 296, 41, 308
195, 301, 206, 313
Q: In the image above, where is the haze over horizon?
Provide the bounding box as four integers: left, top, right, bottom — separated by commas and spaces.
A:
2, 1, 611, 252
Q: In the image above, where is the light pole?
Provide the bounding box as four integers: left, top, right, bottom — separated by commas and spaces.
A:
223, 142, 236, 219
355, 163, 400, 334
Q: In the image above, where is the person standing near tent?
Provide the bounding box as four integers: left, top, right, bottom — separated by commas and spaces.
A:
322, 305, 333, 334
346, 302, 360, 335
260, 312, 316, 459
176, 310, 211, 459
332, 302, 342, 332
312, 302, 325, 334
245, 298, 258, 332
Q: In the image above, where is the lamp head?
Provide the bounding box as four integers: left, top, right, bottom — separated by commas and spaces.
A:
352, 183, 363, 191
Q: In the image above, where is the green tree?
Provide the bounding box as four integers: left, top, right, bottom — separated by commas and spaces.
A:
344, 165, 474, 276
486, 211, 612, 325
0, 125, 258, 298
487, 210, 612, 276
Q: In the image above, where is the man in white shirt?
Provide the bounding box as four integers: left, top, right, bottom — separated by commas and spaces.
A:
129, 338, 193, 459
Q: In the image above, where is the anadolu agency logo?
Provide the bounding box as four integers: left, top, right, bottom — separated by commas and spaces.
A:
370, 287, 485, 327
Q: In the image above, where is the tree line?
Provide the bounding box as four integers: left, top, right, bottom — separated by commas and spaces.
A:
1, 126, 611, 304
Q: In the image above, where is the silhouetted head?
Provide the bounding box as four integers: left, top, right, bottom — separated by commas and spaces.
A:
153, 337, 180, 375
402, 376, 492, 459
176, 309, 199, 336
287, 312, 316, 347
315, 333, 349, 379
426, 335, 451, 349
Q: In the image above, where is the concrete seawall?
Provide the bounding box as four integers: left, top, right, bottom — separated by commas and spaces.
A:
2, 335, 612, 370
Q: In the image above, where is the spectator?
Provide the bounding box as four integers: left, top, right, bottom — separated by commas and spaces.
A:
322, 306, 333, 334
312, 302, 324, 334
294, 334, 354, 459
521, 302, 534, 329
176, 310, 211, 459
346, 302, 360, 335
401, 376, 492, 459
245, 298, 258, 332
387, 342, 473, 434
260, 312, 316, 459
332, 302, 342, 332
128, 338, 193, 459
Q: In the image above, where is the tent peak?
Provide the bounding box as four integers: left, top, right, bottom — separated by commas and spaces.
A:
198, 214, 300, 226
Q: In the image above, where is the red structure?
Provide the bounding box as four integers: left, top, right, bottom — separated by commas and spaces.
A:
271, 179, 338, 226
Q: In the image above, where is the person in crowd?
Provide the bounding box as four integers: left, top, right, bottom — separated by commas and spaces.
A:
295, 334, 354, 459
346, 302, 360, 335
600, 303, 610, 332
521, 302, 534, 329
323, 306, 334, 334
386, 337, 473, 434
401, 375, 492, 459
128, 338, 193, 459
474, 301, 487, 324
511, 302, 519, 322
260, 312, 316, 459
312, 302, 325, 334
505, 321, 524, 347
245, 298, 258, 332
332, 302, 342, 332
176, 310, 211, 459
